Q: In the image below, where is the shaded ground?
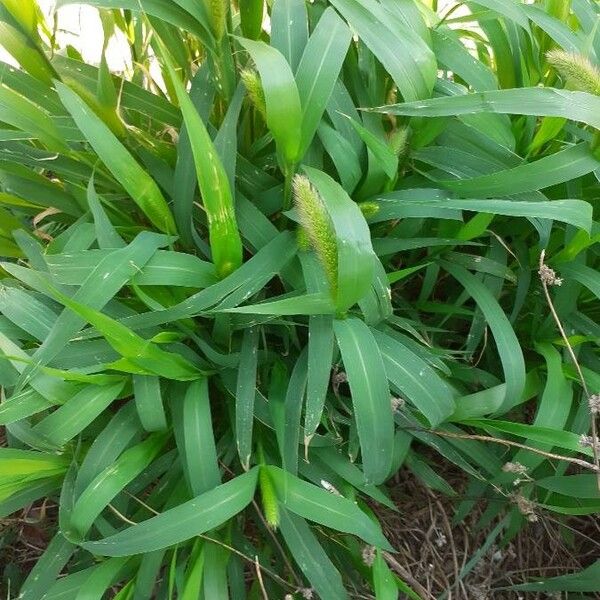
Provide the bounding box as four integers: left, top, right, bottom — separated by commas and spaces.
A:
378, 464, 600, 600
1, 464, 598, 599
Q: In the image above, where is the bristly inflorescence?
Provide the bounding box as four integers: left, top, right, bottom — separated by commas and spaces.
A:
546, 49, 600, 95
293, 174, 338, 296
240, 68, 267, 120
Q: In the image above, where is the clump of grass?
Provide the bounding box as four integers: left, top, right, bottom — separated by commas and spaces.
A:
0, 1, 599, 598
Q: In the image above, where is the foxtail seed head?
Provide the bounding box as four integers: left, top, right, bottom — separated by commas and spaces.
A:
293, 175, 338, 296
546, 49, 600, 95
388, 125, 410, 158
296, 226, 311, 251
240, 68, 267, 120
258, 467, 279, 529
358, 201, 380, 219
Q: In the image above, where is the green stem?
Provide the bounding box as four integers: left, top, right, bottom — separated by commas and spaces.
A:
591, 129, 600, 158
282, 163, 296, 212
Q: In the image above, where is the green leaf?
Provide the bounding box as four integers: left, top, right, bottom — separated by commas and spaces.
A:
510, 560, 600, 593
334, 317, 393, 484
372, 195, 592, 232
220, 292, 334, 315
270, 0, 308, 72
239, 0, 263, 39
0, 389, 54, 425
0, 84, 66, 151
81, 469, 259, 556
374, 86, 600, 125
373, 329, 454, 426
70, 433, 167, 537
0, 22, 55, 84
175, 378, 221, 495
345, 115, 398, 180
54, 82, 176, 234
75, 402, 140, 498
440, 143, 600, 197
86, 177, 125, 249
235, 326, 260, 470
329, 0, 436, 101
373, 550, 397, 600
452, 370, 540, 420
267, 466, 393, 550
33, 380, 126, 446
237, 38, 303, 164
536, 474, 600, 499
46, 249, 217, 288
160, 48, 243, 279
279, 507, 348, 600
203, 541, 229, 599
560, 263, 600, 298
295, 8, 352, 157
73, 557, 131, 600
49, 289, 203, 381
133, 375, 167, 432
56, 0, 213, 48
464, 419, 596, 458
282, 349, 308, 475
440, 262, 526, 412
19, 534, 74, 600
301, 253, 335, 444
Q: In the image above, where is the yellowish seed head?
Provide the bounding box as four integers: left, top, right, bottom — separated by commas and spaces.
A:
258, 467, 279, 529
388, 126, 410, 158
546, 49, 600, 95
358, 201, 380, 219
240, 68, 267, 120
293, 175, 338, 296
296, 226, 312, 251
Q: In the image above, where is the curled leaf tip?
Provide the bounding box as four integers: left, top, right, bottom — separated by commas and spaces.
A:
546, 49, 600, 95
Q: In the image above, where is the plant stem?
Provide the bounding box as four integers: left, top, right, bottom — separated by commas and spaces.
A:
539, 250, 600, 490
413, 427, 600, 473
283, 163, 295, 212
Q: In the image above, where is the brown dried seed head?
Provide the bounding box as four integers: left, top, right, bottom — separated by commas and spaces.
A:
538, 263, 563, 286
502, 462, 528, 476
588, 393, 600, 415
362, 545, 376, 567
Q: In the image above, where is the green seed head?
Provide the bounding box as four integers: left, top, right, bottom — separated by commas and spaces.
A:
296, 226, 312, 251
358, 201, 380, 219
546, 49, 600, 95
293, 175, 338, 296
388, 125, 410, 158
259, 467, 279, 529
240, 68, 267, 120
